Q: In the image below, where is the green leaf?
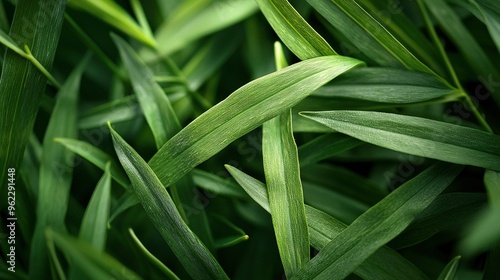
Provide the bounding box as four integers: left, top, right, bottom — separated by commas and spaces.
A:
303, 180, 368, 223
355, 0, 445, 76
313, 67, 458, 104
113, 34, 181, 149
256, 0, 336, 60
437, 256, 461, 280
260, 42, 309, 277
225, 165, 430, 280
152, 0, 258, 58
79, 96, 141, 129
55, 138, 130, 188
109, 124, 229, 280
485, 170, 500, 209
0, 0, 66, 204
78, 162, 111, 250
301, 164, 387, 206
291, 163, 462, 280
307, 0, 437, 77
460, 170, 500, 255
128, 228, 180, 280
68, 0, 156, 48
149, 56, 363, 187
192, 169, 248, 199
30, 55, 87, 279
113, 35, 216, 244
182, 27, 242, 91
45, 228, 142, 280
298, 133, 363, 167
300, 111, 500, 171
69, 163, 112, 280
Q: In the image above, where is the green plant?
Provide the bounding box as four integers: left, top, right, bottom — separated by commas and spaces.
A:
1, 0, 499, 279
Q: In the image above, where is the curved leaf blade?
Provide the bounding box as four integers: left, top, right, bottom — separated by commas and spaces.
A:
300, 111, 500, 171
109, 124, 229, 280
149, 56, 364, 187
291, 163, 462, 280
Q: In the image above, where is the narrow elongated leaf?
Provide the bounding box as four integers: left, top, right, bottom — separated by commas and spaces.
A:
68, 0, 156, 48
437, 256, 461, 280
307, 0, 436, 76
30, 57, 86, 279
153, 0, 258, 58
0, 0, 66, 202
300, 111, 500, 171
256, 0, 336, 60
355, 0, 445, 75
78, 163, 111, 250
45, 228, 142, 280
149, 56, 363, 187
55, 138, 129, 188
113, 35, 215, 245
291, 163, 462, 280
225, 165, 430, 280
114, 35, 180, 148
261, 42, 309, 277
313, 67, 458, 104
109, 125, 229, 280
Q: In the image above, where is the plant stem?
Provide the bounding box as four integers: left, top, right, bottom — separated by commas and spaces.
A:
417, 0, 493, 133
23, 45, 61, 89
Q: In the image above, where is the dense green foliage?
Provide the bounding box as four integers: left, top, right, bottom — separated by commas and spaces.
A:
1, 0, 500, 279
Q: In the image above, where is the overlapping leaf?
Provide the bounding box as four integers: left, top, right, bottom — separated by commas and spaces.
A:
152, 0, 258, 58
291, 163, 462, 279
30, 56, 86, 278
300, 111, 500, 171
148, 56, 363, 187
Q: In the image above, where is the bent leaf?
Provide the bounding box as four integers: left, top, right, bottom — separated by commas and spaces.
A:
225, 165, 430, 280
109, 124, 229, 280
